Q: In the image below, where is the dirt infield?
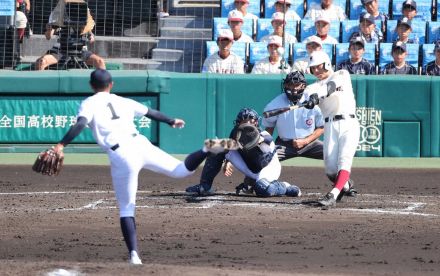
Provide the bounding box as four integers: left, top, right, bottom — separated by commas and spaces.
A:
1, 165, 439, 276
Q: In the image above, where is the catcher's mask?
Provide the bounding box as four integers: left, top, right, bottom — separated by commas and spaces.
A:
283, 71, 306, 104
234, 108, 260, 127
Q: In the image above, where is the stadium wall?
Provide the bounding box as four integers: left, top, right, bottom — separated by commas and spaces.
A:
0, 70, 439, 157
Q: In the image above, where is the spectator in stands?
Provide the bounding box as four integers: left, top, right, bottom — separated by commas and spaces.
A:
274, 0, 301, 21
16, 0, 32, 36
260, 12, 297, 44
423, 41, 440, 76
337, 36, 375, 74
292, 36, 323, 73
251, 35, 291, 74
228, 10, 254, 43
202, 29, 245, 74
304, 0, 346, 21
401, 0, 418, 20
349, 12, 383, 44
381, 41, 417, 75
35, 0, 105, 70
233, 0, 259, 21
303, 15, 338, 44
393, 17, 418, 44
361, 0, 388, 34
15, 8, 27, 43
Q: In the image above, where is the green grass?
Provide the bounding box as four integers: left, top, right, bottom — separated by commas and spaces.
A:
1, 153, 439, 169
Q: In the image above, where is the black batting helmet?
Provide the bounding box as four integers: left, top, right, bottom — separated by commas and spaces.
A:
282, 71, 306, 103
234, 108, 260, 126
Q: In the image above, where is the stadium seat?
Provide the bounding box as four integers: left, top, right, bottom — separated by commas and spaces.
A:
386, 19, 426, 44
421, 43, 435, 68
264, 0, 305, 18
256, 18, 298, 41
306, 0, 348, 14
249, 41, 290, 65
221, 0, 261, 18
391, 0, 432, 20
205, 41, 248, 63
335, 42, 376, 67
427, 21, 440, 43
213, 17, 254, 40
299, 19, 340, 42
292, 43, 334, 64
349, 0, 390, 20
378, 42, 420, 69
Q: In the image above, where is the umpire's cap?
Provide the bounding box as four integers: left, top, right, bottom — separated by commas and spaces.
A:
90, 69, 112, 88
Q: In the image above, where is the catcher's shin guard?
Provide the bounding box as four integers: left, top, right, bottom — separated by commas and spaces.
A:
254, 179, 287, 197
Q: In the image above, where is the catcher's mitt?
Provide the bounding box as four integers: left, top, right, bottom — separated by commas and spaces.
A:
32, 148, 64, 176
235, 123, 261, 151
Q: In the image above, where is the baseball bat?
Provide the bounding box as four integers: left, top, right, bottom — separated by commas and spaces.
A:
262, 103, 303, 118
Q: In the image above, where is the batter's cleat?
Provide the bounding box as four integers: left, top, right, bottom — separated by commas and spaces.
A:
235, 182, 254, 195
185, 184, 215, 196
204, 138, 239, 154
336, 179, 357, 202
317, 192, 336, 207
129, 250, 142, 265
283, 182, 301, 197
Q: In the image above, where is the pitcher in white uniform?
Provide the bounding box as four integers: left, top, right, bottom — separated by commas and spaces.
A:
49, 69, 238, 265
300, 51, 360, 207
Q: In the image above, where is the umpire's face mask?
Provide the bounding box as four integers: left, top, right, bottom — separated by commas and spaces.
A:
284, 83, 305, 104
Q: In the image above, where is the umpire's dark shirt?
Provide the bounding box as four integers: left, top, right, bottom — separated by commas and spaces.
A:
381, 62, 418, 75
424, 61, 440, 76
337, 58, 376, 75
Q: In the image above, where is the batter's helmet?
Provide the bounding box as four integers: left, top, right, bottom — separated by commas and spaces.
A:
282, 71, 306, 103
234, 108, 260, 126
308, 50, 332, 71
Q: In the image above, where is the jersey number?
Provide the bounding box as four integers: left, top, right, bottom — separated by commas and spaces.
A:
107, 103, 120, 120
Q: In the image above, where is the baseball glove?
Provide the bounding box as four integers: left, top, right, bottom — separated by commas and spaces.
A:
32, 147, 64, 176
234, 123, 261, 151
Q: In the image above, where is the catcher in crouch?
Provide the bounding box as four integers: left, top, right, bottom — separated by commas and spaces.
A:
186, 107, 301, 197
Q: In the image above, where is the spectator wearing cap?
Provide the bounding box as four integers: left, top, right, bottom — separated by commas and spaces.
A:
304, 15, 338, 44
251, 35, 291, 74
202, 29, 245, 74
337, 37, 375, 74
381, 41, 417, 75
349, 12, 383, 45
401, 0, 418, 20
304, 0, 346, 21
292, 36, 323, 74
423, 41, 440, 76
393, 17, 418, 44
274, 0, 301, 22
361, 0, 388, 34
260, 12, 298, 44
233, 0, 259, 21
228, 10, 254, 43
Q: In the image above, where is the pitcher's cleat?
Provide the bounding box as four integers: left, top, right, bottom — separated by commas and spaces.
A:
336, 179, 357, 202
317, 192, 336, 208
185, 183, 215, 196
129, 250, 142, 265
204, 138, 239, 154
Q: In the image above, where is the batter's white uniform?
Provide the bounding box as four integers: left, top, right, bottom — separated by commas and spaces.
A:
304, 4, 346, 21
300, 70, 359, 177
260, 33, 297, 44
225, 131, 281, 182
202, 52, 245, 74
77, 92, 194, 217
251, 57, 291, 74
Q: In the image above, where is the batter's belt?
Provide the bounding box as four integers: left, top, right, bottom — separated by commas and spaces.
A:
324, 114, 355, 123
110, 133, 138, 151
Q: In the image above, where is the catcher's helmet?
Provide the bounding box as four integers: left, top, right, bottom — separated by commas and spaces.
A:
234, 108, 260, 126
283, 71, 306, 103
308, 50, 332, 71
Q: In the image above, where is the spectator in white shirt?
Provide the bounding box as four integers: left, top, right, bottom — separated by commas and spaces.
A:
252, 35, 291, 74
292, 35, 323, 73
260, 12, 298, 44
228, 10, 254, 43
233, 0, 259, 21
274, 0, 301, 21
304, 0, 346, 21
303, 15, 339, 44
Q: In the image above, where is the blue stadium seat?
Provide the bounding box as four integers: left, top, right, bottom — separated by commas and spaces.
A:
256, 18, 298, 41
421, 43, 435, 68
341, 19, 382, 42
292, 43, 334, 64
264, 0, 305, 18
427, 21, 440, 43
249, 41, 290, 65
306, 0, 347, 14
335, 42, 376, 66
391, 0, 432, 20
386, 19, 426, 44
300, 19, 340, 42
378, 42, 420, 69
349, 0, 390, 20
213, 17, 254, 40
221, 0, 261, 18
205, 41, 248, 63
